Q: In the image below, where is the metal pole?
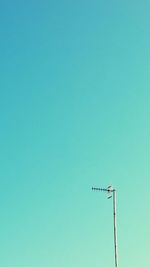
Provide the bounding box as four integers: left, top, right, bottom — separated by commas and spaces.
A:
92, 186, 118, 267
113, 190, 118, 267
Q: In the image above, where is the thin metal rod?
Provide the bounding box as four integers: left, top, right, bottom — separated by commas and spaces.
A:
113, 190, 118, 267
92, 186, 118, 267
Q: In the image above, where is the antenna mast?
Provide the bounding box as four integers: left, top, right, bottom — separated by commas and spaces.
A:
92, 186, 118, 267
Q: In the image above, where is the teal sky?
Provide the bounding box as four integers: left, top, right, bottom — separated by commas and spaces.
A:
1, 0, 150, 266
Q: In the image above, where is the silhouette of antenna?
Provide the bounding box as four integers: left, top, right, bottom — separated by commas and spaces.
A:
92, 185, 118, 267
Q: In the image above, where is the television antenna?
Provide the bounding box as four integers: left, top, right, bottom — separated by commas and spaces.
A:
92, 185, 118, 267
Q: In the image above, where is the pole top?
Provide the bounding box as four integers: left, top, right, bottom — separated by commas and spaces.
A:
92, 186, 116, 199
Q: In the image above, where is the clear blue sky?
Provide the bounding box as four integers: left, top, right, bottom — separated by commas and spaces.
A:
0, 0, 150, 266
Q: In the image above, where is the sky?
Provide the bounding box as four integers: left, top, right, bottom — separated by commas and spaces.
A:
0, 0, 150, 266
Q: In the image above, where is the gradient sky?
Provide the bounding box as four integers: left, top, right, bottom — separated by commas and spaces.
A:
1, 0, 150, 266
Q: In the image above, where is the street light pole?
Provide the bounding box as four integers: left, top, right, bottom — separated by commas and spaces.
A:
92, 186, 118, 267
